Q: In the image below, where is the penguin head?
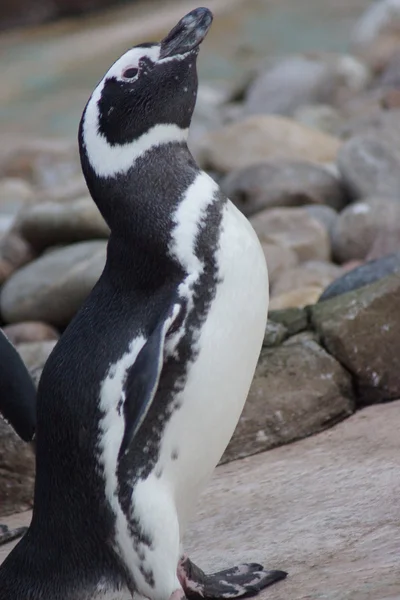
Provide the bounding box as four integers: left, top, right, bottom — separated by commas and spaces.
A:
79, 7, 213, 178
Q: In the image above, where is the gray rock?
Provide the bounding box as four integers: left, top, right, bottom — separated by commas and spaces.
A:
194, 116, 341, 174
337, 135, 400, 200
223, 335, 354, 462
16, 197, 110, 251
272, 260, 342, 297
293, 104, 345, 136
0, 240, 107, 327
3, 322, 59, 346
244, 54, 369, 118
311, 274, 400, 405
331, 197, 400, 263
220, 160, 347, 217
319, 253, 400, 301
261, 243, 299, 286
268, 307, 309, 336
0, 178, 35, 216
16, 341, 57, 385
0, 232, 36, 285
0, 419, 34, 517
303, 204, 339, 235
250, 207, 331, 263
263, 320, 288, 347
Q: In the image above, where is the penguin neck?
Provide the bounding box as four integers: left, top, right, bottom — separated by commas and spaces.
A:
82, 139, 200, 258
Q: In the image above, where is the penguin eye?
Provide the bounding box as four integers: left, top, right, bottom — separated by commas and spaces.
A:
123, 67, 139, 79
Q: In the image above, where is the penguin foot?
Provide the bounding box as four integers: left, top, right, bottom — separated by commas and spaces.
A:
178, 556, 287, 599
0, 524, 28, 546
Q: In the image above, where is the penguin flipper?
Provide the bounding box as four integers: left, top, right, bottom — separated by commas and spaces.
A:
119, 302, 183, 459
0, 329, 36, 442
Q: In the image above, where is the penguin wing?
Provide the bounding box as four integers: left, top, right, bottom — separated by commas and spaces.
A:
0, 329, 36, 442
118, 302, 183, 459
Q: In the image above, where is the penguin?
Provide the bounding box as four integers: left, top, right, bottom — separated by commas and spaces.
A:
0, 7, 287, 599
0, 328, 35, 546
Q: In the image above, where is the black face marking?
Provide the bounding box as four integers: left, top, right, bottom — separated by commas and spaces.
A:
140, 564, 155, 588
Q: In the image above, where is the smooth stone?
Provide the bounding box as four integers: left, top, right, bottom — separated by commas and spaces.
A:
250, 207, 331, 263
319, 253, 400, 302
16, 197, 110, 251
2, 322, 59, 346
194, 116, 341, 174
4, 403, 400, 599
331, 197, 400, 263
0, 232, 36, 285
0, 240, 107, 327
272, 261, 342, 297
303, 204, 339, 235
220, 160, 347, 216
367, 227, 400, 260
293, 104, 344, 136
311, 274, 400, 404
337, 134, 400, 200
0, 138, 81, 191
0, 419, 34, 518
263, 320, 289, 347
269, 285, 324, 310
16, 341, 57, 385
223, 335, 354, 462
0, 178, 35, 216
244, 54, 370, 118
268, 307, 309, 336
261, 243, 299, 285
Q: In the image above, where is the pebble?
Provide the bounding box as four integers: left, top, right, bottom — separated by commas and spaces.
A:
272, 260, 342, 297
220, 160, 347, 216
293, 104, 345, 136
194, 115, 341, 174
269, 285, 324, 310
0, 178, 35, 215
331, 197, 400, 263
337, 134, 400, 200
0, 240, 107, 327
319, 253, 400, 302
303, 205, 339, 236
2, 322, 59, 345
0, 232, 36, 285
261, 242, 299, 286
251, 207, 331, 263
16, 197, 110, 251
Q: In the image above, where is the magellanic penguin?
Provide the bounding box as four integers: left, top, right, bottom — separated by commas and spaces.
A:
0, 7, 287, 599
0, 328, 35, 545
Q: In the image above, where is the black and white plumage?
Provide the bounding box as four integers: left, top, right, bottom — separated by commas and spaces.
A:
0, 8, 286, 599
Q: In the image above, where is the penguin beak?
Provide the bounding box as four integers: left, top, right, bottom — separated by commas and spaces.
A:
159, 7, 213, 59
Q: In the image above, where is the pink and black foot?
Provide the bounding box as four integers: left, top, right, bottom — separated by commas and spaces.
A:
178, 556, 287, 599
0, 524, 28, 546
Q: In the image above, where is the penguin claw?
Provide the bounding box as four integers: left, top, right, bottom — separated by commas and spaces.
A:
0, 524, 28, 546
178, 557, 287, 599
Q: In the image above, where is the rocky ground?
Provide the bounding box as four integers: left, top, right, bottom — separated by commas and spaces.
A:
0, 0, 400, 593
2, 402, 399, 599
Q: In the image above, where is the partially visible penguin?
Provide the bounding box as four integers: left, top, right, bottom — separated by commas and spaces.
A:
0, 328, 35, 545
0, 7, 287, 599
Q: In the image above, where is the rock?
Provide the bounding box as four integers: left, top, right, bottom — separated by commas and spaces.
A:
293, 104, 344, 136
250, 207, 331, 263
311, 274, 400, 404
16, 341, 57, 383
268, 307, 309, 336
351, 0, 400, 72
319, 253, 400, 301
189, 83, 230, 143
272, 261, 342, 296
223, 335, 354, 462
303, 204, 339, 235
269, 286, 323, 310
0, 138, 81, 191
0, 178, 35, 215
0, 419, 34, 517
194, 116, 341, 174
16, 197, 110, 251
331, 198, 400, 263
0, 240, 107, 327
41, 175, 88, 203
244, 54, 370, 118
220, 160, 347, 216
2, 322, 59, 346
263, 320, 288, 347
367, 227, 400, 260
337, 135, 400, 200
261, 243, 299, 285
377, 49, 400, 88
0, 232, 36, 285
